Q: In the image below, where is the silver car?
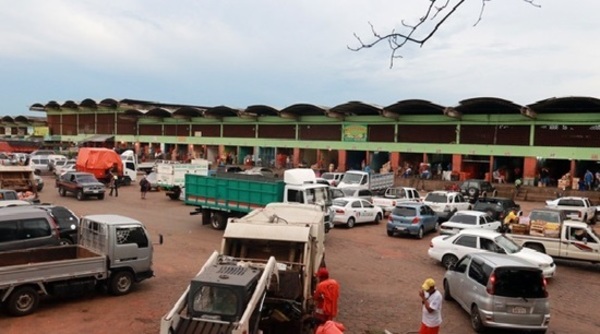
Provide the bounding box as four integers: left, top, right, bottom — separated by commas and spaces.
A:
443, 252, 550, 333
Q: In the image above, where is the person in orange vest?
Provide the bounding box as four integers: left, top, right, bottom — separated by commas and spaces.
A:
313, 267, 340, 324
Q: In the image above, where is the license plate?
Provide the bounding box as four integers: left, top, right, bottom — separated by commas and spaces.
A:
396, 227, 406, 231
511, 306, 527, 314
92, 190, 99, 193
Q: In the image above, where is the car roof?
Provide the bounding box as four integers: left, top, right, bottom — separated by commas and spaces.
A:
0, 200, 32, 208
452, 210, 488, 217
469, 252, 540, 268
455, 228, 502, 237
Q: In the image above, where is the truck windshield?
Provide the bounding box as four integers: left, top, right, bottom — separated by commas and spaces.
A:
192, 286, 238, 316
341, 173, 363, 185
306, 188, 330, 206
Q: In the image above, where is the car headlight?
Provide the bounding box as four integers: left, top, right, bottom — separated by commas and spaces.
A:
83, 187, 90, 192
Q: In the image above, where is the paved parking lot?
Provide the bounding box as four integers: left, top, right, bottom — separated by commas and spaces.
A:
1, 177, 599, 334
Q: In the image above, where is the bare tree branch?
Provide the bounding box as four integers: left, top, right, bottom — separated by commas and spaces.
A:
348, 0, 542, 68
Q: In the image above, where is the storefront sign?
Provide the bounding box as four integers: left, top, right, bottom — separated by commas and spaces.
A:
343, 124, 367, 142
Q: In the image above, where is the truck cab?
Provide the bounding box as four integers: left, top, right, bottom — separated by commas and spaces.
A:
337, 170, 394, 192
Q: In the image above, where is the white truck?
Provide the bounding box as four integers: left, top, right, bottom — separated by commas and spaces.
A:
0, 165, 39, 202
336, 170, 395, 192
371, 186, 421, 216
157, 159, 211, 200
160, 202, 326, 334
545, 196, 597, 224
0, 214, 162, 316
507, 208, 600, 263
120, 150, 154, 183
422, 191, 472, 221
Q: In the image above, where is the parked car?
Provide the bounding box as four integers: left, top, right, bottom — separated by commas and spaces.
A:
459, 179, 497, 202
429, 229, 556, 277
0, 205, 61, 251
57, 163, 76, 178
29, 156, 50, 175
320, 172, 344, 187
331, 197, 383, 228
439, 210, 501, 236
35, 204, 80, 245
386, 203, 439, 239
422, 191, 471, 221
48, 154, 68, 172
443, 252, 550, 333
56, 171, 106, 200
473, 197, 521, 221
339, 187, 374, 202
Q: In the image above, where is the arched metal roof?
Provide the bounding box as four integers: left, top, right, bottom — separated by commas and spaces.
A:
146, 107, 173, 118
280, 104, 328, 117
45, 101, 61, 109
527, 96, 600, 113
99, 98, 119, 108
2, 116, 15, 123
454, 97, 523, 114
245, 105, 279, 117
14, 116, 29, 123
61, 100, 79, 109
384, 99, 445, 115
173, 107, 205, 118
329, 101, 383, 116
80, 98, 98, 109
204, 106, 240, 118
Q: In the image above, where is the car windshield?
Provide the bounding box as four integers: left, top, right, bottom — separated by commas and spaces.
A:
77, 175, 99, 183
385, 188, 405, 199
494, 235, 521, 254
425, 193, 447, 203
392, 206, 416, 216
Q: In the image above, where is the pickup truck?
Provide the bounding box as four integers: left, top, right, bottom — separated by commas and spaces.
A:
545, 196, 597, 224
0, 214, 161, 316
507, 208, 600, 263
336, 170, 395, 192
56, 171, 106, 200
422, 191, 472, 221
372, 186, 421, 216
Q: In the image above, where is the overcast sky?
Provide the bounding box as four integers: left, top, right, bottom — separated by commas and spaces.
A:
1, 0, 598, 116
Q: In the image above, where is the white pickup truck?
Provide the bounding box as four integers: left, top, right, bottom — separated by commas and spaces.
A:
371, 186, 420, 216
422, 191, 472, 221
545, 196, 597, 224
508, 208, 600, 263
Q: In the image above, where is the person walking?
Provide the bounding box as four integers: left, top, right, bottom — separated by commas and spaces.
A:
109, 171, 119, 197
313, 267, 340, 325
418, 278, 442, 334
140, 175, 150, 199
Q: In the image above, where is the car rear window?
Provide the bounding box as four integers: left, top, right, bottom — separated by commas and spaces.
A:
557, 199, 584, 207
493, 268, 546, 298
425, 193, 447, 203
392, 207, 416, 216
449, 214, 477, 225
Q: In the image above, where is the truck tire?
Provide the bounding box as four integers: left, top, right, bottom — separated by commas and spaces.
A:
168, 187, 181, 200
201, 210, 212, 225
109, 271, 134, 296
58, 187, 66, 197
8, 286, 39, 317
525, 243, 545, 254
211, 212, 227, 230
76, 190, 84, 201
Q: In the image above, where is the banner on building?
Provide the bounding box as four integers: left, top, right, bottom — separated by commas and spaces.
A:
343, 124, 367, 142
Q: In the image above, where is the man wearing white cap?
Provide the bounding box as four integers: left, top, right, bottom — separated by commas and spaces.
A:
418, 278, 442, 334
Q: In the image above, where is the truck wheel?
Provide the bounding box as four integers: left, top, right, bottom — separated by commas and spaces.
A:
211, 212, 227, 230
8, 286, 39, 316
58, 187, 66, 197
201, 210, 212, 225
109, 271, 134, 296
76, 190, 84, 201
168, 187, 181, 200
346, 217, 356, 228
525, 243, 545, 254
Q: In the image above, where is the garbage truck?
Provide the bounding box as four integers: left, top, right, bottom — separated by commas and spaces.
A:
186, 168, 333, 230
160, 202, 326, 334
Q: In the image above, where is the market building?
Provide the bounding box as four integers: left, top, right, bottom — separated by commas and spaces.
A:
28, 96, 600, 188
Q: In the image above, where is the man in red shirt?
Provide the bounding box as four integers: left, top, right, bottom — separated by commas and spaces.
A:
313, 267, 340, 324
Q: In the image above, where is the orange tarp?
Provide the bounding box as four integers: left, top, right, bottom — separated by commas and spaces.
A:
76, 148, 123, 180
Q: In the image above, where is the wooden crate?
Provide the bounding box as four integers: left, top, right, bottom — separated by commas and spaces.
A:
511, 224, 529, 235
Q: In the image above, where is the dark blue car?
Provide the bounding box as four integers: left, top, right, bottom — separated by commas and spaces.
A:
386, 203, 439, 239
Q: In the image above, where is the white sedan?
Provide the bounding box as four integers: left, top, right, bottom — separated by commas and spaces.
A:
439, 210, 501, 236
331, 197, 383, 228
428, 229, 556, 278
